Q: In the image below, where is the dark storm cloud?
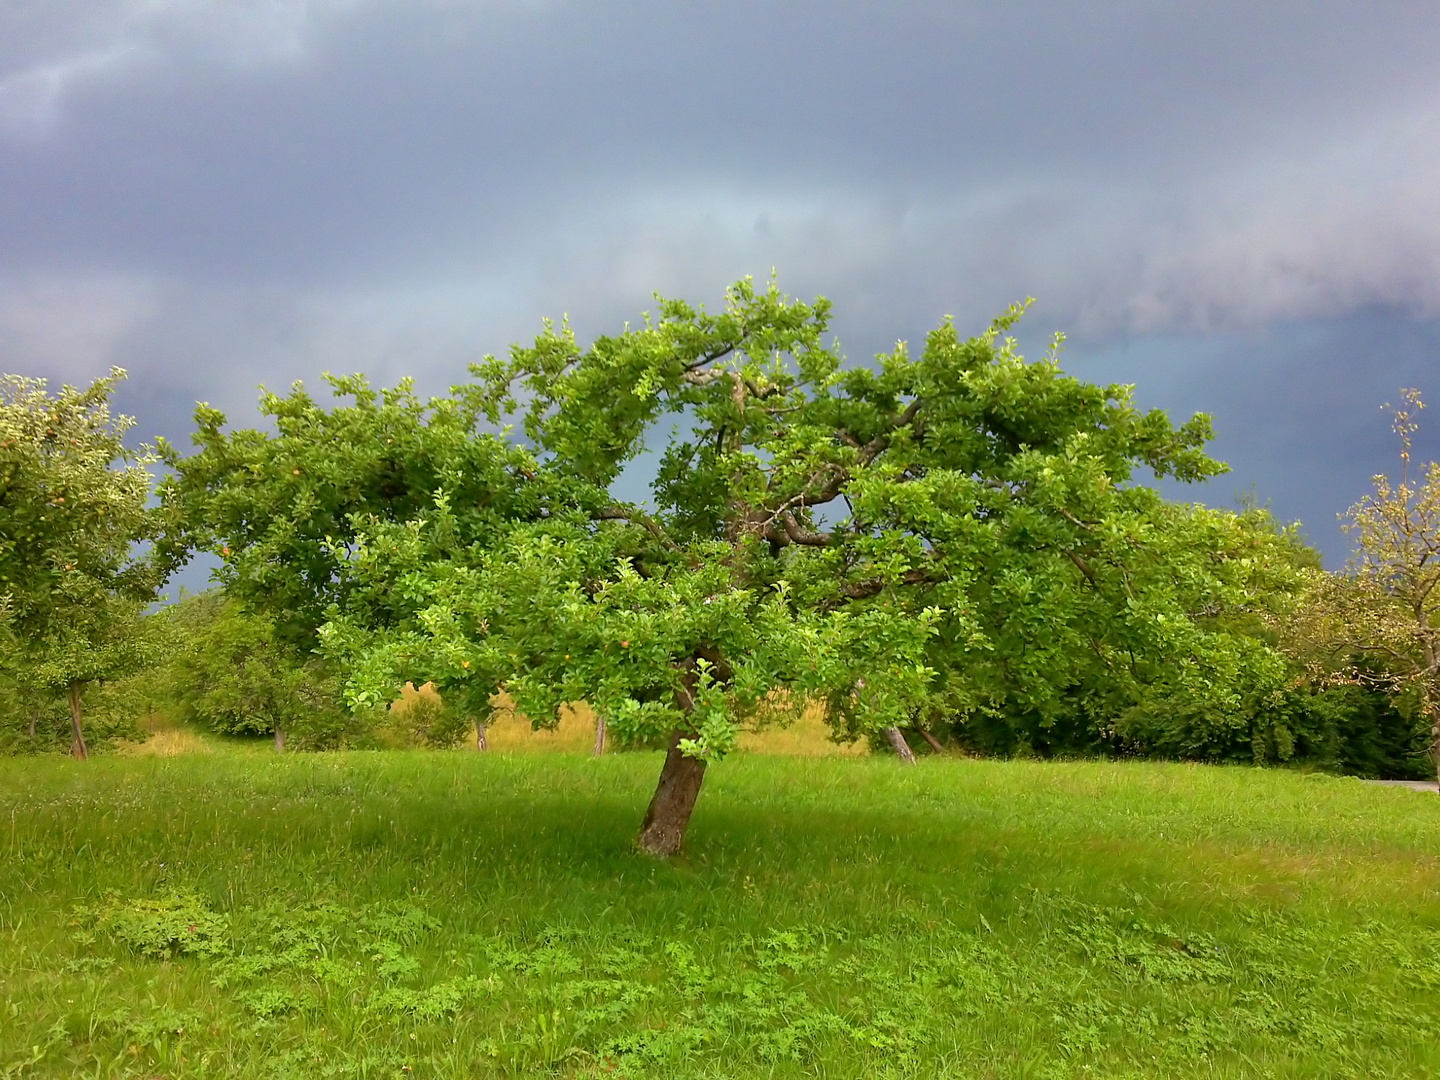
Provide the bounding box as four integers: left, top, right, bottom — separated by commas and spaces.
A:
2, 1, 1438, 565
3, 2, 1437, 275
1067, 310, 1440, 558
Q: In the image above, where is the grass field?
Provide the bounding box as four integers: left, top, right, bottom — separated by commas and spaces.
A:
2, 748, 1439, 1078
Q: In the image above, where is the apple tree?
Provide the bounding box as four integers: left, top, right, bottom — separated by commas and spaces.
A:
0, 369, 163, 757
322, 279, 1299, 855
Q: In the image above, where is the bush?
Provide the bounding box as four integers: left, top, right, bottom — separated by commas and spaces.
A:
1328, 682, 1433, 780
164, 592, 364, 750
944, 639, 1430, 779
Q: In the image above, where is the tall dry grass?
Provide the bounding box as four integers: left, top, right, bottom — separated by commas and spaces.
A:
392, 684, 870, 756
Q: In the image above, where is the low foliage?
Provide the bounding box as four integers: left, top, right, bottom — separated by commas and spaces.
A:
161, 593, 356, 750
386, 684, 473, 749
0, 668, 151, 756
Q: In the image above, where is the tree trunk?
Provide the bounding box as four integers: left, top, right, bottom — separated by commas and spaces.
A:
27, 707, 38, 741
594, 713, 607, 756
884, 725, 917, 764
1423, 686, 1440, 792
637, 727, 707, 857
918, 727, 946, 755
68, 682, 88, 760
1431, 709, 1440, 791
475, 718, 488, 752
274, 725, 285, 753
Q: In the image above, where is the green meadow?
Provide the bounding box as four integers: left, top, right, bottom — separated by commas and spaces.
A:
3, 750, 1439, 1078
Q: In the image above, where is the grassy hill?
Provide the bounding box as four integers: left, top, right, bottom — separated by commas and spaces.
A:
2, 750, 1438, 1077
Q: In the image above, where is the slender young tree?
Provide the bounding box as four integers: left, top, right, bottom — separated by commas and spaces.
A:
0, 370, 161, 757
1292, 389, 1440, 782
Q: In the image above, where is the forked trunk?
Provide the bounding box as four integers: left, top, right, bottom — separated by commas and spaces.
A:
594, 713, 607, 756
274, 725, 285, 753
68, 682, 88, 760
475, 719, 488, 752
884, 725, 917, 764
637, 728, 707, 857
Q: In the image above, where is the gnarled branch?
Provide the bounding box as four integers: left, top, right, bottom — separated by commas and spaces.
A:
595, 505, 682, 552
777, 511, 832, 547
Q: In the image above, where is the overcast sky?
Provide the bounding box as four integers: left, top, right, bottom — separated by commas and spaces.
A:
3, 1, 1438, 567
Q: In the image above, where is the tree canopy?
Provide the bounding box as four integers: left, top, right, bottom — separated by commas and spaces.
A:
0, 282, 1401, 797
312, 279, 1304, 854
162, 592, 348, 752
156, 374, 539, 651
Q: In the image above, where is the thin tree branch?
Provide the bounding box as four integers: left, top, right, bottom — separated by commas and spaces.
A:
1063, 548, 1098, 586
595, 505, 683, 552
682, 343, 739, 373
1056, 507, 1096, 531
834, 564, 942, 601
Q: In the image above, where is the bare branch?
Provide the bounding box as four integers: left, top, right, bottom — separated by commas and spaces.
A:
762, 459, 849, 511
681, 343, 739, 373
